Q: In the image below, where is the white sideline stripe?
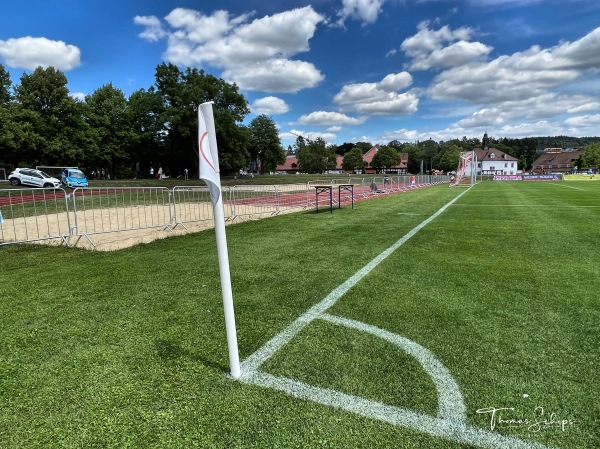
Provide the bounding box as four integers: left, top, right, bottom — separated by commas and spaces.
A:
243, 372, 554, 449
453, 204, 600, 208
545, 183, 585, 191
319, 313, 466, 421
239, 187, 471, 375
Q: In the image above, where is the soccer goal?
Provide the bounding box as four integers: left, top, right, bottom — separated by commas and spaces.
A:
450, 151, 477, 187
36, 166, 78, 178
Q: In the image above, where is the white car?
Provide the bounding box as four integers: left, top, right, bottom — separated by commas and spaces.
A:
8, 168, 62, 188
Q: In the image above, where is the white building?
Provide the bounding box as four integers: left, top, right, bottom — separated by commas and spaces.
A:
464, 133, 519, 176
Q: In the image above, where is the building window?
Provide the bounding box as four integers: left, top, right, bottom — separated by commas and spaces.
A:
490, 153, 496, 159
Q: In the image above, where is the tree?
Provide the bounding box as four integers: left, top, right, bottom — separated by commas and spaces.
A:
86, 83, 139, 176
0, 64, 12, 105
417, 139, 440, 174
335, 142, 355, 156
371, 146, 401, 172
436, 143, 462, 172
128, 87, 167, 177
15, 66, 90, 165
152, 63, 250, 176
354, 141, 373, 154
297, 138, 337, 173
341, 147, 366, 172
248, 115, 285, 174
576, 142, 600, 168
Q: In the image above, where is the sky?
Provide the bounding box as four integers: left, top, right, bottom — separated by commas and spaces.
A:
2, 0, 600, 147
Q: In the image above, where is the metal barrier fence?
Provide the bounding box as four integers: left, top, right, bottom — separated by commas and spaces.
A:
70, 187, 172, 249
0, 175, 450, 249
0, 187, 71, 246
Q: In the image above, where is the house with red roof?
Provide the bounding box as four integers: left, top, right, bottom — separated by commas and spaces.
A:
531, 149, 584, 174
463, 133, 519, 176
275, 145, 409, 174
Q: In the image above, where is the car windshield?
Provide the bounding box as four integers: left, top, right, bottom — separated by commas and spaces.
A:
70, 171, 86, 179
39, 171, 52, 178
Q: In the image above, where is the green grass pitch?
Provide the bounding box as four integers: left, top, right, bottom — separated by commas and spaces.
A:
1, 181, 598, 448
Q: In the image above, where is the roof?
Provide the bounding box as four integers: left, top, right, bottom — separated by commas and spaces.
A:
363, 145, 408, 169
473, 148, 518, 162
277, 155, 300, 171
275, 145, 409, 172
532, 150, 584, 168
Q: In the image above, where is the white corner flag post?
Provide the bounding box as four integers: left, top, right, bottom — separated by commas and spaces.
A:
198, 101, 241, 379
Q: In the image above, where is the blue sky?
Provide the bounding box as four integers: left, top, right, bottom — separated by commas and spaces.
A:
2, 0, 600, 147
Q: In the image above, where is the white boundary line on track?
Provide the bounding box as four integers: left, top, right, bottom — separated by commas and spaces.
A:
237, 186, 557, 449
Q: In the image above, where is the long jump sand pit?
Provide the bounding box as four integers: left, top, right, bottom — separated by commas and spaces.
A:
0, 202, 305, 251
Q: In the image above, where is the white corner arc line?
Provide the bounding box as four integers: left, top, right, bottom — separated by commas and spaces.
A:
319, 313, 466, 421
240, 187, 472, 375
244, 372, 555, 449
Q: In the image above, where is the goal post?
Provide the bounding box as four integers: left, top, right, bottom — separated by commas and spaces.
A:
450, 151, 477, 187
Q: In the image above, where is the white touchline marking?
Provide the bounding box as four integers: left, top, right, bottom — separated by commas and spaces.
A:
237, 186, 558, 449
546, 182, 585, 191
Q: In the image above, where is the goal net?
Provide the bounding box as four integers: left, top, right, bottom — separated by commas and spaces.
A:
450, 151, 476, 187
36, 166, 78, 178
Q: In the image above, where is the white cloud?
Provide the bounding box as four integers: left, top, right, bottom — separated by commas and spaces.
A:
565, 114, 600, 126
225, 59, 323, 93
428, 26, 600, 105
282, 129, 337, 143
251, 96, 289, 115
136, 6, 325, 93
70, 92, 86, 101
134, 15, 167, 42
333, 72, 418, 115
0, 36, 80, 70
401, 22, 491, 70
298, 111, 366, 126
378, 72, 413, 91
337, 0, 385, 26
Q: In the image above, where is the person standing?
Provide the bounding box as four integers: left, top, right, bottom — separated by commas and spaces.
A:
184, 167, 189, 180
150, 167, 154, 179
158, 167, 163, 180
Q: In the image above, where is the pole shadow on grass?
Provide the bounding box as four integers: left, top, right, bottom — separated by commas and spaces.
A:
155, 339, 227, 372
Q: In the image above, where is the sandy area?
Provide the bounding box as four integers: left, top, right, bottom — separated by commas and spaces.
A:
0, 202, 305, 251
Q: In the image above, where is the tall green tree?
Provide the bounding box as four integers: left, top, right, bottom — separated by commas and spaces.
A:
152, 63, 250, 176
297, 138, 337, 173
371, 146, 401, 172
575, 142, 600, 168
0, 64, 12, 105
85, 83, 139, 176
417, 139, 440, 174
341, 147, 366, 172
248, 114, 285, 174
436, 142, 462, 172
128, 87, 167, 177
15, 66, 89, 165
